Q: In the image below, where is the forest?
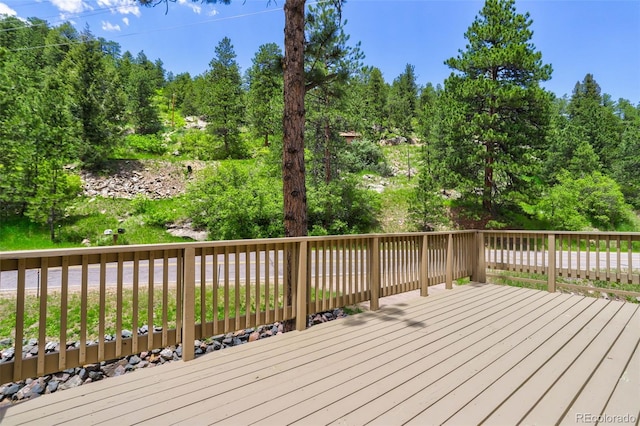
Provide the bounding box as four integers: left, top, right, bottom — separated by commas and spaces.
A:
1, 0, 639, 250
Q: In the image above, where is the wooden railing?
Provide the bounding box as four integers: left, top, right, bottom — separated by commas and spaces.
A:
1, 230, 638, 384
484, 231, 640, 298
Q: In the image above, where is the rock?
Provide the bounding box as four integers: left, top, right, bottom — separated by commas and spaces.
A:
248, 332, 260, 342
1, 347, 15, 362
121, 330, 133, 338
88, 371, 104, 381
46, 381, 58, 394
160, 348, 173, 360
58, 375, 83, 391
2, 384, 20, 397
77, 368, 89, 381
84, 363, 101, 372
128, 355, 141, 365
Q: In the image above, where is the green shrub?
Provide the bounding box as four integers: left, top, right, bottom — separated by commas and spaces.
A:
186, 164, 284, 240
534, 171, 634, 231
307, 175, 381, 235
123, 134, 167, 155
339, 139, 391, 175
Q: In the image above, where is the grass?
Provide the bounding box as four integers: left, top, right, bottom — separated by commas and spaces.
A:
0, 285, 339, 345
1, 197, 193, 251
487, 269, 640, 303
0, 218, 79, 251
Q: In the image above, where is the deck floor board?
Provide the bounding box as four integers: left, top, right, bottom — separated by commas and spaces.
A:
1, 283, 638, 426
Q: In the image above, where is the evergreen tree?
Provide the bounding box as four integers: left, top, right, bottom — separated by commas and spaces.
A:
388, 63, 418, 138
204, 37, 245, 158
127, 51, 163, 134
61, 28, 125, 168
441, 0, 552, 212
612, 99, 640, 208
246, 43, 284, 146
363, 66, 389, 138
568, 74, 622, 171
304, 1, 362, 183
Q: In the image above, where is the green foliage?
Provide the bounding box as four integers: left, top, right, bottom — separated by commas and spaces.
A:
533, 171, 634, 231
307, 175, 381, 235
61, 29, 125, 169
0, 217, 78, 251
568, 74, 622, 171
409, 169, 449, 231
122, 134, 168, 156
612, 99, 640, 208
187, 164, 284, 240
339, 139, 390, 175
440, 0, 553, 212
125, 52, 163, 135
25, 166, 82, 240
246, 43, 283, 146
388, 64, 418, 137
203, 37, 246, 159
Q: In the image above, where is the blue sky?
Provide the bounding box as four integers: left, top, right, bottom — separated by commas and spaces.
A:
2, 0, 639, 103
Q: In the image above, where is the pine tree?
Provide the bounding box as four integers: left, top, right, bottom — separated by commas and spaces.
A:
388, 64, 418, 138
441, 0, 552, 212
204, 37, 245, 158
246, 43, 284, 146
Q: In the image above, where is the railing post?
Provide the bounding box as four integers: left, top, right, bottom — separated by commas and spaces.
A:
182, 247, 196, 362
295, 241, 308, 330
547, 234, 556, 293
473, 231, 486, 283
370, 236, 380, 310
446, 233, 454, 290
420, 235, 429, 296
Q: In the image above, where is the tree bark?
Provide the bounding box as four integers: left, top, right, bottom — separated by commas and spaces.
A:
483, 142, 494, 212
282, 0, 308, 238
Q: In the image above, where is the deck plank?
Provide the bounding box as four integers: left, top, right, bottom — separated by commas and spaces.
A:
522, 302, 639, 424
295, 289, 554, 426
596, 313, 640, 426
442, 297, 607, 424
560, 306, 640, 425
137, 285, 516, 424
0, 283, 638, 426
212, 287, 537, 425
482, 300, 625, 425
366, 292, 579, 426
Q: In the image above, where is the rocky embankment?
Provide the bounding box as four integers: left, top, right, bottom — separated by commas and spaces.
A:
80, 160, 207, 200
0, 309, 347, 407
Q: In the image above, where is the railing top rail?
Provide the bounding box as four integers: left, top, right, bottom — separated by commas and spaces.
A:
0, 230, 478, 259
479, 230, 640, 237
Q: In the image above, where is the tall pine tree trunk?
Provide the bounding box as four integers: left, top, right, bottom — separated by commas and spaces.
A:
282, 0, 308, 330
483, 143, 494, 212
283, 0, 307, 238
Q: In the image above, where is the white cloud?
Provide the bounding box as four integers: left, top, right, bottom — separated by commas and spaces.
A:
207, 9, 219, 17
122, 17, 129, 26
178, 0, 202, 14
0, 2, 17, 16
97, 0, 141, 17
101, 20, 121, 31
51, 0, 90, 14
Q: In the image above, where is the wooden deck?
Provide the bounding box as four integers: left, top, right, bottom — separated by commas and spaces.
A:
1, 283, 639, 425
